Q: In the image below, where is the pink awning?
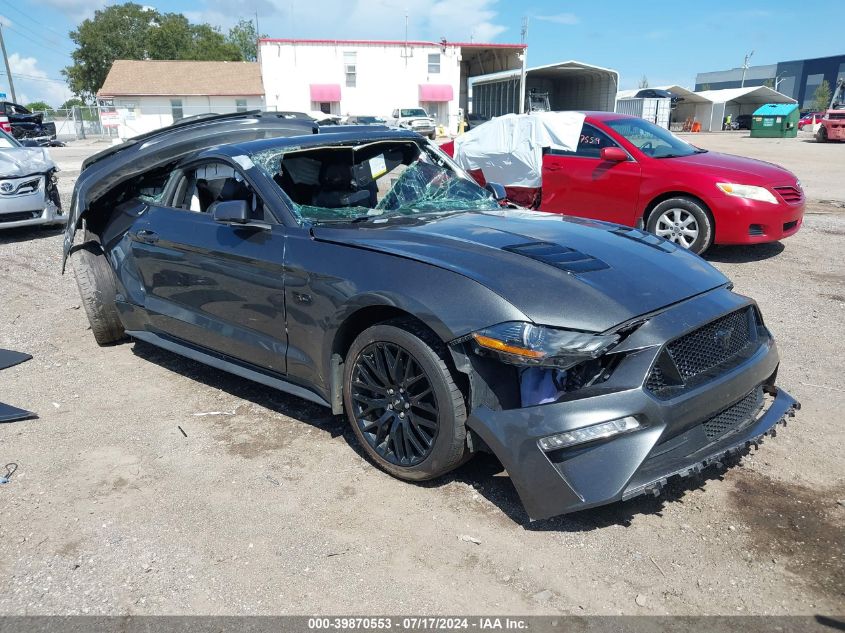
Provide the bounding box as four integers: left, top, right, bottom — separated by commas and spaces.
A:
310, 84, 341, 102
419, 84, 454, 102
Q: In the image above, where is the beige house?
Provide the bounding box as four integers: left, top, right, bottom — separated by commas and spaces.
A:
97, 60, 265, 139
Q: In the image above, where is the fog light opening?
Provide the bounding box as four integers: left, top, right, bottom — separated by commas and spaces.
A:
538, 416, 641, 452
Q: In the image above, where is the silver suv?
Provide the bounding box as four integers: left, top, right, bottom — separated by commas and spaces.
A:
387, 108, 436, 140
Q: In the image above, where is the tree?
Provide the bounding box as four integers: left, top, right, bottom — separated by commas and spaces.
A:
227, 18, 266, 62
26, 101, 53, 112
62, 2, 245, 100
60, 97, 87, 109
812, 80, 832, 112
638, 75, 649, 89
762, 78, 774, 89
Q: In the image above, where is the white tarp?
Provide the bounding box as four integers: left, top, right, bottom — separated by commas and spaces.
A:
0, 147, 56, 178
452, 112, 585, 188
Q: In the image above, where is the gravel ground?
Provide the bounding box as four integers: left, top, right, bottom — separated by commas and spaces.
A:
0, 135, 842, 616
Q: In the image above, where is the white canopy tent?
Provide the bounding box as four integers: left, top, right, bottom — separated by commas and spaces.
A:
694, 86, 797, 131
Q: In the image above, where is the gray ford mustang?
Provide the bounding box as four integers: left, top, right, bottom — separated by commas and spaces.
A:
63, 112, 798, 520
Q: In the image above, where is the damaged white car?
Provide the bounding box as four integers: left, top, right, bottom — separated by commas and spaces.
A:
0, 129, 63, 229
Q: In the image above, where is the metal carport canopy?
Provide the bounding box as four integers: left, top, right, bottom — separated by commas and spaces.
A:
468, 60, 619, 116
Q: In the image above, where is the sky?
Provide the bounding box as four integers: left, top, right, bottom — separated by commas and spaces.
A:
3, 0, 843, 106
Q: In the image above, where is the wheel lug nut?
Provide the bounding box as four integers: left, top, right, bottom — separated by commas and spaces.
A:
399, 388, 404, 393
399, 412, 405, 419
404, 403, 410, 409
387, 389, 394, 395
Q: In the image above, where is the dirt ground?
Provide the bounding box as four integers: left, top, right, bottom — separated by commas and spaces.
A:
0, 134, 842, 616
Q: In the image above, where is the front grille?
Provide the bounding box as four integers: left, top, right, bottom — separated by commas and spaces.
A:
0, 210, 41, 223
645, 308, 758, 398
702, 387, 764, 440
774, 186, 803, 204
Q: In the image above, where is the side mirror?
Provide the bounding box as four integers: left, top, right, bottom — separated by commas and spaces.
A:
210, 199, 250, 224
485, 182, 507, 202
601, 147, 629, 162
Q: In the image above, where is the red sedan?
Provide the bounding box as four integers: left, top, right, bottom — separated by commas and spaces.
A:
444, 112, 804, 254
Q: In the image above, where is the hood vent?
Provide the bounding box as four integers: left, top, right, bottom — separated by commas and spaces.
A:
503, 241, 609, 274
611, 227, 677, 253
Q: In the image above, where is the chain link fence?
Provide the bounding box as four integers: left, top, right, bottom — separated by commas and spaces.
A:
34, 104, 278, 143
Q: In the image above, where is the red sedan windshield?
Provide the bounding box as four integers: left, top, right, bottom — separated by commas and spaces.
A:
603, 118, 702, 158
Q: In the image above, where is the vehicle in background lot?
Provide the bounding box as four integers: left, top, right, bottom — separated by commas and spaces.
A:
526, 89, 551, 113
63, 112, 798, 520
345, 115, 386, 126
816, 109, 845, 142
798, 112, 824, 130
444, 112, 805, 254
0, 128, 63, 229
0, 101, 57, 142
465, 112, 491, 130
816, 78, 845, 142
634, 88, 682, 107
735, 114, 752, 130
387, 107, 436, 139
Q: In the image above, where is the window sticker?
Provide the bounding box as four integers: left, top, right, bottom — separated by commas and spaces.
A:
369, 154, 388, 179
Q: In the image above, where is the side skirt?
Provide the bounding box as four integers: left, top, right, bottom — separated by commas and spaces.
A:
125, 329, 332, 409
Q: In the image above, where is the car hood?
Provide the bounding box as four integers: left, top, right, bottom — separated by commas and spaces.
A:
666, 151, 797, 185
0, 147, 55, 178
312, 210, 728, 332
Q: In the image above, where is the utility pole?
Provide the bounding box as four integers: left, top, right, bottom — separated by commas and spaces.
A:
518, 16, 528, 114
0, 25, 16, 103
740, 50, 754, 88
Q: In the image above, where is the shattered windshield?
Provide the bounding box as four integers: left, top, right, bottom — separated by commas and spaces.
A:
252, 141, 500, 225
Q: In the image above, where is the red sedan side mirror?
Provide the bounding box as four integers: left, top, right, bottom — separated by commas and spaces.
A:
601, 147, 629, 162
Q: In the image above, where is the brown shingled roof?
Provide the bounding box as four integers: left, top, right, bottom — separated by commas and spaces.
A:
98, 60, 264, 97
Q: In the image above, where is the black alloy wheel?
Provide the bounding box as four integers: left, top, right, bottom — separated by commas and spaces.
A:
350, 341, 439, 467
343, 319, 469, 481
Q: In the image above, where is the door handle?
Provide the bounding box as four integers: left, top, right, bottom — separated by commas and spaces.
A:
135, 229, 159, 244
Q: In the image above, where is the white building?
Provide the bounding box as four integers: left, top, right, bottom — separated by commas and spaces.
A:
258, 38, 526, 134
97, 60, 265, 139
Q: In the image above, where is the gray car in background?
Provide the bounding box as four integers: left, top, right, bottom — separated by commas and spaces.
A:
0, 129, 63, 229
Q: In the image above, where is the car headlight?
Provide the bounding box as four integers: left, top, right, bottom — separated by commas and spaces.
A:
470, 322, 619, 370
716, 183, 778, 204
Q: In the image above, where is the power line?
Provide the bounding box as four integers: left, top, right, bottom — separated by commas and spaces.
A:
0, 0, 74, 45
0, 71, 67, 84
3, 23, 73, 58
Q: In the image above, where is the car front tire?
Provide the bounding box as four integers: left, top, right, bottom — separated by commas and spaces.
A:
71, 240, 126, 346
647, 197, 714, 254
343, 318, 469, 481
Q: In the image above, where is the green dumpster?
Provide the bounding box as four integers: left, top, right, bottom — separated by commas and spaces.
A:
750, 103, 799, 138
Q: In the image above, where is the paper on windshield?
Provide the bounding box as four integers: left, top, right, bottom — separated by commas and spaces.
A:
451, 112, 586, 188
0, 147, 56, 178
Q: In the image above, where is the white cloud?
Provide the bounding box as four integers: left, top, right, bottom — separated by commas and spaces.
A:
37, 0, 107, 21
535, 13, 579, 25
191, 0, 509, 43
6, 53, 72, 107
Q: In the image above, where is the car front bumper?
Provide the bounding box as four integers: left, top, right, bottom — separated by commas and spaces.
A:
463, 288, 799, 520
0, 175, 65, 229
711, 192, 804, 245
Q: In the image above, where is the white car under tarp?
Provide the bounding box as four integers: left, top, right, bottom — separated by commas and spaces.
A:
451, 112, 585, 188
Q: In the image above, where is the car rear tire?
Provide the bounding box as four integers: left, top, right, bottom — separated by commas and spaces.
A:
818, 127, 828, 143
647, 197, 713, 254
71, 240, 126, 346
343, 318, 469, 481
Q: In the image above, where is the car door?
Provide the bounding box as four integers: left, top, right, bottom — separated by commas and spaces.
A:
126, 159, 289, 374
539, 122, 642, 226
